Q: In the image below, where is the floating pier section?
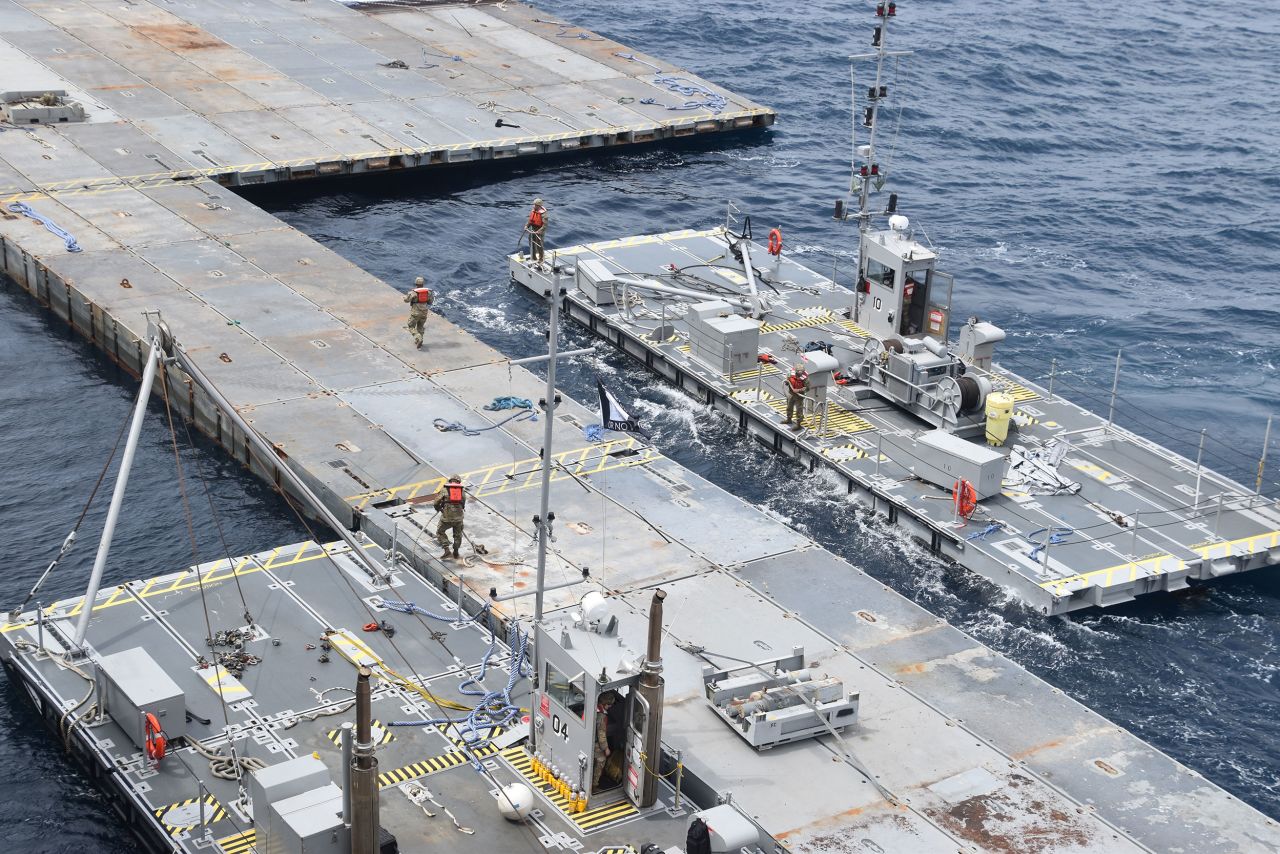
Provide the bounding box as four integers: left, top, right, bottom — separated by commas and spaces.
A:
1, 1, 1278, 852
510, 228, 1280, 614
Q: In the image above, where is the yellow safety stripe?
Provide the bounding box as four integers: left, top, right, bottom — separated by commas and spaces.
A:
761, 398, 875, 435
217, 829, 255, 854
759, 312, 838, 334
346, 438, 657, 509
1041, 530, 1280, 594
376, 743, 499, 788
501, 746, 639, 831
154, 794, 225, 836
1, 541, 374, 634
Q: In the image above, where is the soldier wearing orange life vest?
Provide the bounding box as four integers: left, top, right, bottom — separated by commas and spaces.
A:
434, 475, 466, 559
526, 199, 547, 264
404, 276, 433, 349
785, 365, 809, 429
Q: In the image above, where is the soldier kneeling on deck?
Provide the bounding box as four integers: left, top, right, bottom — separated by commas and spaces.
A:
435, 475, 465, 559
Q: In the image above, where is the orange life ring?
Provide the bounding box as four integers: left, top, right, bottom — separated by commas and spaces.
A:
767, 228, 783, 256
952, 479, 978, 520
144, 712, 167, 763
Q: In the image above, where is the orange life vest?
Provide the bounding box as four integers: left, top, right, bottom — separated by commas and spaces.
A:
528, 208, 545, 229
413, 287, 432, 304
445, 482, 464, 504
786, 373, 807, 393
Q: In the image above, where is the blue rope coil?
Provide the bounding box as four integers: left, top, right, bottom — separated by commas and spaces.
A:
381, 600, 531, 762
966, 522, 1004, 542
613, 52, 727, 114
483, 395, 533, 411
1025, 526, 1073, 560
7, 201, 81, 252
583, 423, 604, 443
433, 407, 536, 436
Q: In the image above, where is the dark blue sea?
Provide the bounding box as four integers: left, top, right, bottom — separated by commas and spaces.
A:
2, 0, 1277, 849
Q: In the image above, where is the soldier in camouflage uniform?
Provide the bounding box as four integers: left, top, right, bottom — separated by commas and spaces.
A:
434, 474, 466, 559
404, 276, 433, 349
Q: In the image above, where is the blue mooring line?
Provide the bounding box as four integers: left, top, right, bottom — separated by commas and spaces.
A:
6, 201, 82, 252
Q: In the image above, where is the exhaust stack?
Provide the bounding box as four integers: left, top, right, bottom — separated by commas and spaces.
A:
635, 589, 667, 807
350, 667, 379, 854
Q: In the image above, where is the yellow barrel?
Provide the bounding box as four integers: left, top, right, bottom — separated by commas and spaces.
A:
985, 392, 1014, 446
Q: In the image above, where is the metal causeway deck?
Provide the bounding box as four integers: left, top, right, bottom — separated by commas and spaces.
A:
1, 185, 1277, 854
508, 227, 1280, 615
0, 0, 772, 195
0, 3, 1277, 851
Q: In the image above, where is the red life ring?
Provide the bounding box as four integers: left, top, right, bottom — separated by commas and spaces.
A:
144, 712, 167, 763
767, 228, 783, 256
952, 479, 978, 520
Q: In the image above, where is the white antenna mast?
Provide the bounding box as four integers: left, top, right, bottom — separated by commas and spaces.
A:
847, 3, 911, 237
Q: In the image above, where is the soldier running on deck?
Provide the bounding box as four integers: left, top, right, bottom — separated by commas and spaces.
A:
434, 474, 466, 559
404, 276, 433, 349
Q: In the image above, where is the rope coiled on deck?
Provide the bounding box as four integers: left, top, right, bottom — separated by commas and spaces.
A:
7, 201, 82, 252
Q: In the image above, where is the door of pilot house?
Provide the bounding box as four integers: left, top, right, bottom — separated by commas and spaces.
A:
623, 689, 647, 804
902, 268, 932, 336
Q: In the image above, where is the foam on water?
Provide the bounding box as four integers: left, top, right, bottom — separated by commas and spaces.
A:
1, 0, 1278, 843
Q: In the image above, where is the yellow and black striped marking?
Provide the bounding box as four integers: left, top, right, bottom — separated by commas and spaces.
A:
154, 794, 225, 837
821, 444, 884, 463
501, 747, 639, 832
762, 399, 875, 435
217, 829, 255, 854
835, 318, 872, 338
377, 743, 498, 788
345, 437, 657, 508
730, 388, 777, 403
760, 313, 836, 334
327, 720, 393, 746
598, 847, 636, 854
731, 363, 782, 381
996, 378, 1041, 402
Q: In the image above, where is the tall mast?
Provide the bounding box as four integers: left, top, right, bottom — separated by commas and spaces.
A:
849, 4, 911, 242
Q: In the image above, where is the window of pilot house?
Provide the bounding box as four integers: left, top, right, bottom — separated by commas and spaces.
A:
866, 258, 895, 288
546, 661, 586, 719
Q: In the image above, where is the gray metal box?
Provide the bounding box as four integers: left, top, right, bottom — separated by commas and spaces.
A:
574, 258, 616, 306
686, 301, 759, 376
250, 755, 332, 842
882, 428, 1006, 499
268, 783, 347, 854
96, 647, 186, 751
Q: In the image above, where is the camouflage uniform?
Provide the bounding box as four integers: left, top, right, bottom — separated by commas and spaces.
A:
527, 200, 547, 264
404, 279, 432, 348
785, 369, 809, 427
592, 693, 615, 792
434, 478, 465, 557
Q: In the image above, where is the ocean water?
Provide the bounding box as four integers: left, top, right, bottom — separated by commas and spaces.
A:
2, 0, 1278, 849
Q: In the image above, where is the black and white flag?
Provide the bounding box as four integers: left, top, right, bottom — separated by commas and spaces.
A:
597, 379, 641, 433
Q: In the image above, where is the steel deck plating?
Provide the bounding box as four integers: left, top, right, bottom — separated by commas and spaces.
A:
508, 227, 1280, 615
0, 1, 1277, 851
0, 0, 772, 197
